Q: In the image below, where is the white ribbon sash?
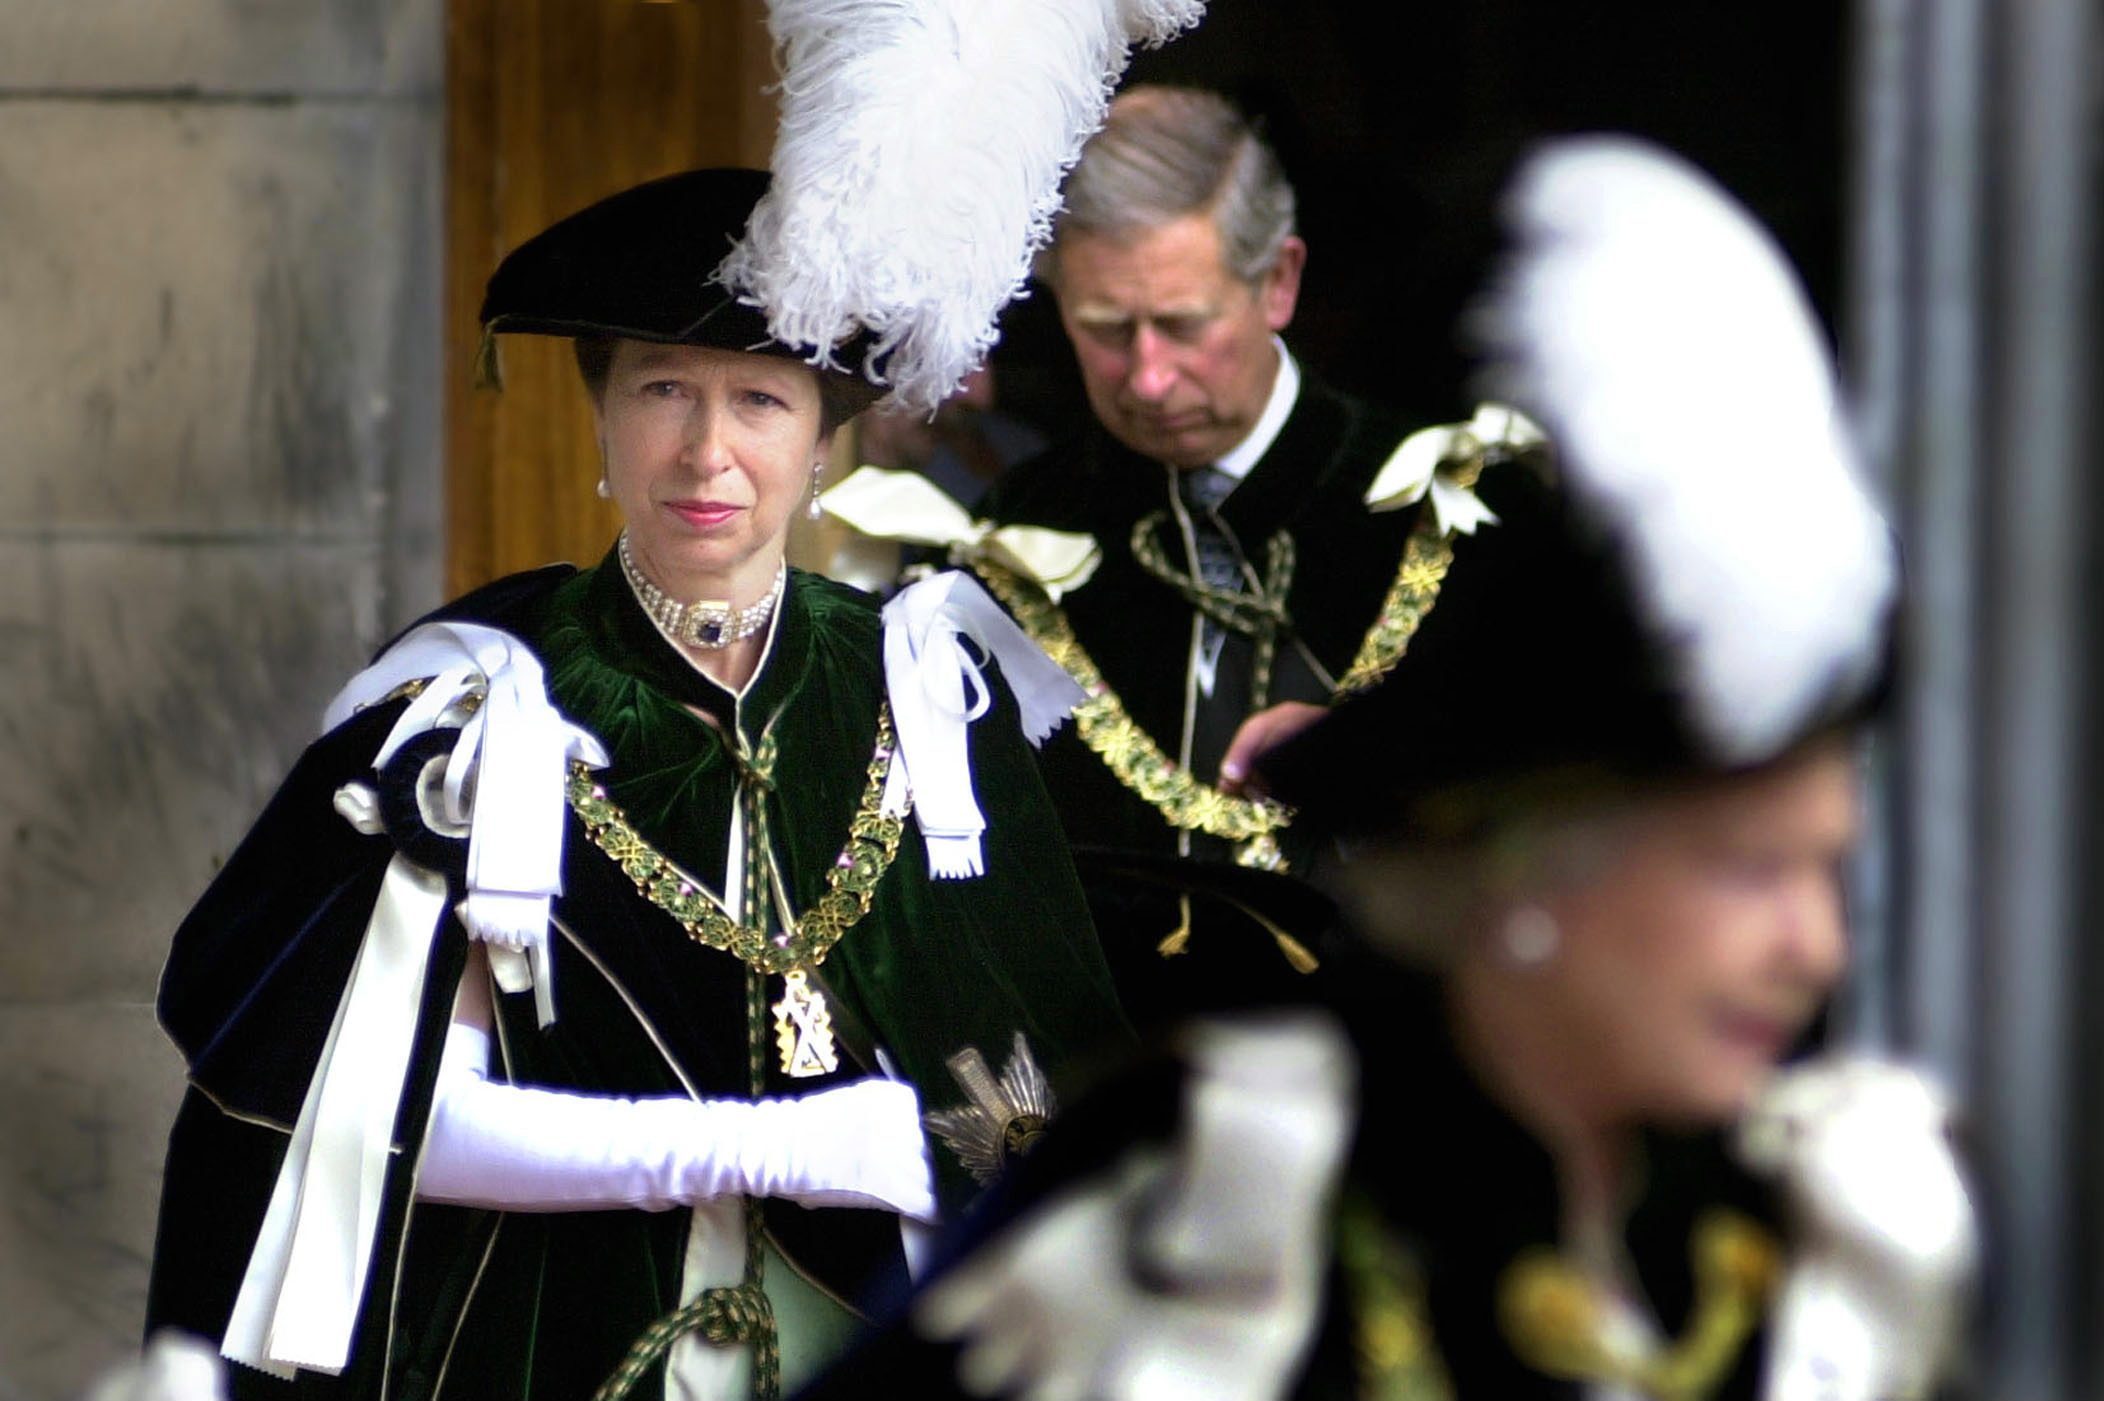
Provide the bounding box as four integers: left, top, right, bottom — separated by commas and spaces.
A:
222, 852, 447, 1378
820, 466, 1102, 601
222, 622, 606, 1379
880, 571, 1085, 878
1363, 402, 1544, 535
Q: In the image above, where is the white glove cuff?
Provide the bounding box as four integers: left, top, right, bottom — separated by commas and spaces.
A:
415, 1028, 936, 1222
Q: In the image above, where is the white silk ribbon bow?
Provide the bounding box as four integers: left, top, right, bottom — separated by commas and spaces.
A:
322, 621, 610, 1024
821, 466, 1102, 601
1363, 402, 1544, 535
221, 623, 606, 1381
881, 571, 1086, 878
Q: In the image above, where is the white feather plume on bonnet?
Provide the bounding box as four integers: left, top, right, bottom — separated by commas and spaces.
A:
1476, 136, 1897, 765
718, 0, 1206, 415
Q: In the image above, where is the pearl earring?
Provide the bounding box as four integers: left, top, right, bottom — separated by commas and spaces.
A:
1498, 905, 1561, 969
595, 476, 612, 500
806, 459, 826, 521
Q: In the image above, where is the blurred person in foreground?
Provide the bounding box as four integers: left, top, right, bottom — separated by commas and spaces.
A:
822, 83, 1539, 1026
136, 0, 1222, 1391
795, 137, 1976, 1401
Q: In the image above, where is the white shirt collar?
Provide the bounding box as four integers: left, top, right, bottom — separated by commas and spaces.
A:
1211, 337, 1300, 483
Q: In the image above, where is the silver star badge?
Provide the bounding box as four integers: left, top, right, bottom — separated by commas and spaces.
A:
923, 1032, 1057, 1185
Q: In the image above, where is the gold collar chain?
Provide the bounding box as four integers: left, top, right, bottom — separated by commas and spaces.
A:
1331, 510, 1460, 697
973, 561, 1294, 870
565, 704, 907, 974
974, 505, 1460, 873
1498, 1208, 1780, 1401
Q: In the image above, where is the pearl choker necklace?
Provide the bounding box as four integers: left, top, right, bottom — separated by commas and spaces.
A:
617, 533, 785, 649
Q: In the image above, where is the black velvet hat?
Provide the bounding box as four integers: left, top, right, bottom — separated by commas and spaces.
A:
470, 5, 1223, 413
1258, 463, 1895, 842
476, 168, 879, 392
1257, 138, 1899, 841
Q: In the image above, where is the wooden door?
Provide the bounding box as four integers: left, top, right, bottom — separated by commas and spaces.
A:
443, 0, 778, 594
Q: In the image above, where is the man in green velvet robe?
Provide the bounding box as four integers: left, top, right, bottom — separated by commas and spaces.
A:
964, 85, 1526, 1024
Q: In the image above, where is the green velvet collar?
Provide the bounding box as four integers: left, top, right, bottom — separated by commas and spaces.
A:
534, 547, 886, 895
552, 546, 831, 737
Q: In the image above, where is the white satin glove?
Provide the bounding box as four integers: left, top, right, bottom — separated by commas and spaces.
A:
1737, 1057, 1976, 1401
418, 1023, 937, 1222
915, 1013, 1354, 1401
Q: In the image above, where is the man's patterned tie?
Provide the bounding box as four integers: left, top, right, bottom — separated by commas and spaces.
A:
1179, 465, 1241, 589
1178, 465, 1240, 677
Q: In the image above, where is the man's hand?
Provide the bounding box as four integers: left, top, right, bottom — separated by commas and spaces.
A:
1218, 702, 1327, 797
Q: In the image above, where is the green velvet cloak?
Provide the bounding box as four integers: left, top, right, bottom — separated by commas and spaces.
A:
149, 556, 1128, 1399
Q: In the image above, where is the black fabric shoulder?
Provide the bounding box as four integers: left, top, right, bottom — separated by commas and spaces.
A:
159, 567, 581, 1112
976, 430, 1145, 533
376, 562, 578, 654
157, 698, 455, 1123
974, 438, 1067, 521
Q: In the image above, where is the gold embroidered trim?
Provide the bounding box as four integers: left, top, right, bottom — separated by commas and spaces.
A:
1336, 1192, 1455, 1401
353, 677, 432, 714
565, 706, 906, 974
1498, 1208, 1780, 1401
1334, 454, 1500, 699
976, 447, 1495, 864
974, 562, 1294, 865
1332, 513, 1457, 699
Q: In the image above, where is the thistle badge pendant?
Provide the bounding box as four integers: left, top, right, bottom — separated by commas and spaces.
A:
773, 969, 840, 1078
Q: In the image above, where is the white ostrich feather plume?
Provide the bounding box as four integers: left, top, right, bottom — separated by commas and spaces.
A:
719, 0, 1205, 414
1478, 136, 1896, 764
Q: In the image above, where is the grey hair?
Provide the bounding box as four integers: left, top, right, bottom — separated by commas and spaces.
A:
1043, 85, 1297, 285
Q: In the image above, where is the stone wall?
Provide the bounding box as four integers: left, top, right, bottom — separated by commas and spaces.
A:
0, 5, 442, 1395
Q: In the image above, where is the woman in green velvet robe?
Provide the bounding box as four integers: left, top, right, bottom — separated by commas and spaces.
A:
146, 169, 1127, 1401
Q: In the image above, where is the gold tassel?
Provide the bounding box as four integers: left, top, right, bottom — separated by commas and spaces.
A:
1269, 928, 1320, 975
472, 323, 504, 392
1230, 895, 1322, 975
1156, 895, 1193, 957
1155, 893, 1321, 973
